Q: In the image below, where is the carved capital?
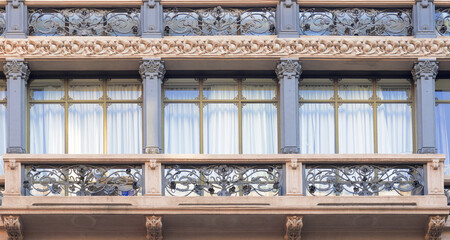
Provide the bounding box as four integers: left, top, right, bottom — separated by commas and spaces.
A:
418, 147, 437, 154
425, 215, 447, 240
285, 216, 303, 240
281, 0, 293, 7
2, 215, 23, 240
139, 59, 165, 80
281, 146, 300, 154
6, 147, 26, 154
416, 0, 433, 7
146, 215, 163, 240
144, 147, 162, 154
3, 60, 30, 82
276, 59, 301, 81
412, 60, 438, 82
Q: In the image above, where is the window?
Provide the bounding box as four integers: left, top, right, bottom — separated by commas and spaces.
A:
163, 78, 278, 154
0, 79, 6, 174
28, 78, 143, 154
436, 79, 450, 174
299, 77, 414, 154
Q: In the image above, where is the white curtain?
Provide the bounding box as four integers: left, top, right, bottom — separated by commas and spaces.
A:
339, 103, 374, 153
68, 104, 103, 154
30, 104, 65, 154
107, 104, 142, 154
203, 103, 238, 154
164, 103, 200, 154
436, 104, 450, 174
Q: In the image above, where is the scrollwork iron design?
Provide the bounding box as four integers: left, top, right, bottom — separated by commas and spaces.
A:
0, 185, 4, 205
436, 8, 450, 36
28, 8, 140, 36
164, 164, 282, 196
0, 9, 5, 36
299, 8, 413, 36
305, 165, 424, 196
164, 6, 276, 36
23, 165, 143, 196
445, 187, 450, 205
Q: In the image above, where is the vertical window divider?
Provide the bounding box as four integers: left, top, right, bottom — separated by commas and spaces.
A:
199, 78, 204, 154
64, 78, 69, 154
411, 80, 417, 153
238, 78, 243, 154
102, 78, 108, 154
333, 78, 339, 153
372, 78, 378, 154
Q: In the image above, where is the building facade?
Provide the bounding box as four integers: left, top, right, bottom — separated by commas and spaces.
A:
0, 0, 449, 239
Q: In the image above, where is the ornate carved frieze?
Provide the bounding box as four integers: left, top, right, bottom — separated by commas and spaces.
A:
284, 216, 303, 240
276, 59, 301, 80
146, 216, 163, 240
425, 215, 447, 240
412, 60, 438, 82
2, 215, 23, 240
139, 59, 165, 80
3, 60, 29, 81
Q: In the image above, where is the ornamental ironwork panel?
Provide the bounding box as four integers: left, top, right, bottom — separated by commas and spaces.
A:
305, 165, 424, 196
28, 8, 140, 36
164, 6, 276, 36
0, 185, 4, 205
23, 165, 143, 196
445, 187, 450, 205
164, 164, 282, 196
0, 9, 5, 36
436, 8, 450, 36
299, 8, 413, 36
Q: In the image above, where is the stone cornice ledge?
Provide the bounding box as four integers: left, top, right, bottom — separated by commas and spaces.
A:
0, 36, 449, 59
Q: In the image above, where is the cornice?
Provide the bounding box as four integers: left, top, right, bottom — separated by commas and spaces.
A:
0, 36, 449, 60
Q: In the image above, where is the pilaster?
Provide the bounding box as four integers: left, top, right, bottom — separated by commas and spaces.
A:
412, 58, 438, 154
5, 0, 27, 38
141, 0, 164, 38
276, 59, 301, 154
139, 58, 165, 154
413, 0, 436, 38
3, 59, 29, 154
276, 0, 300, 38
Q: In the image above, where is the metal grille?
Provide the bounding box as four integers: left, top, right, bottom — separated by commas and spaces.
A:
436, 8, 450, 36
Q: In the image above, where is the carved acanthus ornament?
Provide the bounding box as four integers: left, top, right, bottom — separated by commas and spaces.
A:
3, 60, 30, 81
412, 60, 438, 82
285, 216, 303, 240
425, 215, 447, 240
146, 216, 163, 240
139, 59, 166, 80
2, 215, 23, 240
276, 59, 301, 80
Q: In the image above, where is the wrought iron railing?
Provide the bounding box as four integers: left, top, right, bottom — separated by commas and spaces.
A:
0, 185, 4, 205
28, 8, 140, 36
0, 9, 5, 36
445, 187, 450, 205
164, 164, 283, 196
23, 165, 143, 196
163, 6, 276, 36
305, 164, 424, 196
299, 8, 413, 36
436, 8, 450, 36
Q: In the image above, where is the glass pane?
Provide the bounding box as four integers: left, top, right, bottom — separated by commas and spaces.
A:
338, 104, 374, 153
107, 104, 142, 154
0, 79, 6, 100
69, 79, 103, 100
203, 78, 238, 100
376, 78, 411, 100
300, 103, 335, 153
164, 78, 199, 100
242, 104, 277, 154
377, 104, 412, 154
436, 79, 450, 100
203, 104, 238, 154
164, 103, 200, 154
30, 104, 65, 154
242, 78, 276, 100
68, 104, 103, 154
436, 103, 450, 174
0, 104, 6, 174
30, 79, 64, 100
338, 78, 373, 100
107, 79, 142, 100
299, 78, 334, 100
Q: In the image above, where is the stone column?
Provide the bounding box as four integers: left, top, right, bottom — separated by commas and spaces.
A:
141, 0, 164, 38
5, 0, 27, 38
413, 0, 436, 38
3, 59, 29, 154
139, 58, 165, 154
412, 58, 438, 153
276, 0, 300, 38
276, 59, 301, 154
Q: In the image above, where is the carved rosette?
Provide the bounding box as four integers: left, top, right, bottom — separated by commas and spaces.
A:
3, 60, 30, 82
276, 59, 302, 80
284, 216, 303, 240
425, 215, 447, 240
2, 215, 23, 240
139, 59, 166, 80
412, 60, 438, 82
146, 215, 163, 240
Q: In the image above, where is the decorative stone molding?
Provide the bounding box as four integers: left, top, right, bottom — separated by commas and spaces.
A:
284, 216, 303, 240
412, 59, 439, 82
3, 59, 29, 81
276, 59, 302, 80
425, 215, 447, 240
139, 59, 165, 80
2, 215, 23, 240
146, 215, 163, 240
1, 36, 450, 59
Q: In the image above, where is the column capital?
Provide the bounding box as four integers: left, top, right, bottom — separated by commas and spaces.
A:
284, 216, 303, 240
139, 58, 165, 80
3, 59, 30, 82
146, 215, 163, 240
412, 59, 438, 82
2, 215, 24, 240
276, 59, 302, 80
143, 0, 161, 7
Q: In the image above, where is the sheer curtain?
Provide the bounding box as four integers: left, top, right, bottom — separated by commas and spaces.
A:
0, 85, 6, 173
436, 104, 450, 174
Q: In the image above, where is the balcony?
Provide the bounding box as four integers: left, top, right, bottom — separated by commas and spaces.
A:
0, 154, 447, 239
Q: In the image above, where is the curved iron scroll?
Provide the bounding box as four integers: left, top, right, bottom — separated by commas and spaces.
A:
0, 9, 5, 36
305, 165, 424, 196
23, 165, 143, 196
164, 164, 282, 196
436, 8, 450, 36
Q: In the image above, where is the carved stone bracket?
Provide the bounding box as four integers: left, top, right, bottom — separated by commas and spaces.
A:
139, 59, 166, 81
412, 59, 438, 82
284, 216, 303, 240
3, 60, 30, 82
146, 216, 163, 240
2, 215, 23, 240
425, 215, 447, 240
276, 59, 301, 80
